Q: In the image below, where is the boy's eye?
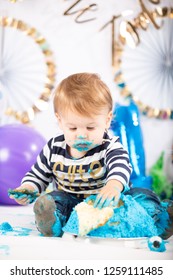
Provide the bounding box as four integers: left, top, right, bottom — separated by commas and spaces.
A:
87, 127, 95, 130
69, 128, 77, 131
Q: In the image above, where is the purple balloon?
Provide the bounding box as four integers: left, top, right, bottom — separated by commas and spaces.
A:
0, 124, 46, 205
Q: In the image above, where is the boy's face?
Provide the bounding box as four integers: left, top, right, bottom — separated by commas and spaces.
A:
56, 109, 112, 158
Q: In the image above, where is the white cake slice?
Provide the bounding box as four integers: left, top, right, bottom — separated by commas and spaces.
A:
75, 201, 114, 236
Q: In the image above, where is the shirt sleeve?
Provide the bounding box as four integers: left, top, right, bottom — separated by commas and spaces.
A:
105, 137, 132, 187
21, 138, 54, 193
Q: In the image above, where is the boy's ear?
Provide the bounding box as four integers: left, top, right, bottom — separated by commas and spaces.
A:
106, 111, 113, 129
55, 113, 62, 130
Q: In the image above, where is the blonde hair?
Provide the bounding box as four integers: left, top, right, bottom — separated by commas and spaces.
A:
53, 73, 113, 116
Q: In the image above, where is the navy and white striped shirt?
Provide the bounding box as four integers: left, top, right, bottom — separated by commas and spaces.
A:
22, 132, 132, 196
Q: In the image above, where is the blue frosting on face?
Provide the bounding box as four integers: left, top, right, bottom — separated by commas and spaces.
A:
72, 139, 93, 151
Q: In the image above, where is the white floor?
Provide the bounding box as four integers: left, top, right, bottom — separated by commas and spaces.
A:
0, 205, 173, 260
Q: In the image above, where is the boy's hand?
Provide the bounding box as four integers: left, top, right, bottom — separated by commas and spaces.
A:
8, 185, 39, 205
94, 180, 123, 209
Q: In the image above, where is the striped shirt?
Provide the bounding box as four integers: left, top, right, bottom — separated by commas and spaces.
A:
22, 132, 132, 196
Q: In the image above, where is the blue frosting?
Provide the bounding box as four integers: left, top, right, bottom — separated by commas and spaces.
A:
63, 210, 79, 235
88, 196, 158, 238
72, 140, 93, 151
51, 212, 62, 237
147, 237, 167, 252
0, 222, 32, 236
63, 194, 170, 238
0, 245, 10, 255
8, 188, 39, 203
0, 222, 13, 231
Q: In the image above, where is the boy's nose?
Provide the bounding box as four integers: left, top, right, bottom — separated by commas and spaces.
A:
77, 134, 87, 139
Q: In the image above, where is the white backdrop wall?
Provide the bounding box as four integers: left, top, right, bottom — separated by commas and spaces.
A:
0, 0, 173, 174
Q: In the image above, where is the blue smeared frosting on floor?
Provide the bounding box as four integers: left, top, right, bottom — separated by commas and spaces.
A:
0, 221, 32, 236
0, 245, 10, 256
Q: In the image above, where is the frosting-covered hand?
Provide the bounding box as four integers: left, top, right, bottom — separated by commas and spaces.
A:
94, 180, 123, 209
8, 184, 39, 205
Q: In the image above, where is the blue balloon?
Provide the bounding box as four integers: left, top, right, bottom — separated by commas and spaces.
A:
110, 101, 152, 189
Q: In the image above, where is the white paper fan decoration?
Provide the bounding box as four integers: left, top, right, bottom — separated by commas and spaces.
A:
0, 82, 7, 123
0, 17, 56, 124
115, 10, 173, 120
